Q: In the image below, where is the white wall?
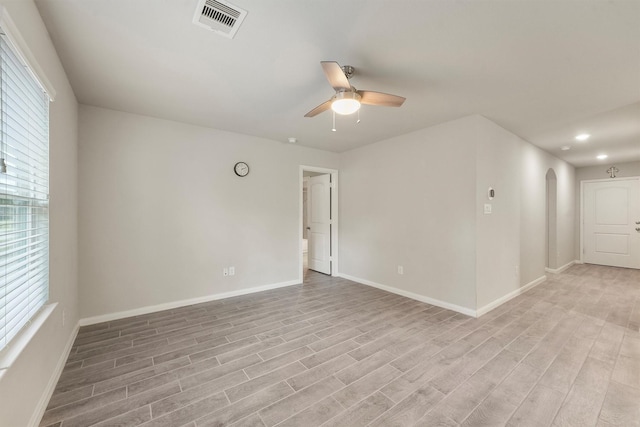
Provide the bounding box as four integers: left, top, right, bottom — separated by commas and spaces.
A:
576, 160, 640, 180
475, 120, 575, 311
78, 105, 339, 319
474, 118, 521, 310
0, 1, 78, 426
519, 143, 575, 283
339, 116, 478, 312
574, 160, 640, 257
339, 115, 575, 315
79, 105, 578, 322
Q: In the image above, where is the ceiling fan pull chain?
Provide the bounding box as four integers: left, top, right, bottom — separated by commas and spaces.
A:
357, 109, 361, 124
332, 111, 336, 132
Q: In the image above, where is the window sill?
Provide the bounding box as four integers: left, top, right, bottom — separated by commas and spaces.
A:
0, 303, 57, 376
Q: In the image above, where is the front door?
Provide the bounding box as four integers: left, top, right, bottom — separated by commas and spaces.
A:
583, 177, 640, 269
308, 174, 331, 274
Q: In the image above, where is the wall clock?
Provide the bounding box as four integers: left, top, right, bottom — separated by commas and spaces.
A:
234, 162, 249, 177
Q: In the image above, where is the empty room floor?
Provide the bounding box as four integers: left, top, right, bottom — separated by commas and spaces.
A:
40, 264, 640, 427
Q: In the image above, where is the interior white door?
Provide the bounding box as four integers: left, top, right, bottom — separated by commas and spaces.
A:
583, 178, 640, 269
308, 174, 331, 274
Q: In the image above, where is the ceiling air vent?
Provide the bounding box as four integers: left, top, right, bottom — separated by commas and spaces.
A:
193, 0, 247, 39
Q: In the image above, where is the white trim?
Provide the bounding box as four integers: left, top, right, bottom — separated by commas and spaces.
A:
29, 322, 79, 427
0, 303, 57, 370
579, 176, 640, 184
299, 166, 339, 281
336, 273, 477, 318
0, 7, 56, 100
331, 172, 339, 276
580, 176, 640, 267
476, 275, 547, 317
545, 260, 577, 274
580, 179, 584, 264
79, 279, 300, 326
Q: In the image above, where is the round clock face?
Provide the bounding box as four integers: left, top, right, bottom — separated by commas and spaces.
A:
234, 162, 249, 177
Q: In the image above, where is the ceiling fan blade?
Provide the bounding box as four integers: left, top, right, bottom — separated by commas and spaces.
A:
357, 90, 406, 107
304, 100, 332, 117
321, 61, 351, 91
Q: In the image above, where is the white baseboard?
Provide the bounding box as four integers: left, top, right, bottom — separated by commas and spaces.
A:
29, 322, 79, 427
476, 275, 547, 317
336, 273, 477, 318
545, 260, 578, 274
338, 272, 550, 320
79, 279, 301, 326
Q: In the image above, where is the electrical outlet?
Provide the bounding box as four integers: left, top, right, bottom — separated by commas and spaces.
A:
229, 266, 235, 276
223, 267, 229, 277
397, 265, 404, 275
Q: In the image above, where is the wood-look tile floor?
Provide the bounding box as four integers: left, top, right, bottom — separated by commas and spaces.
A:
41, 264, 640, 427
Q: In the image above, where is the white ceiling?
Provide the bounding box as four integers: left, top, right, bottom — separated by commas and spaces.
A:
35, 0, 640, 166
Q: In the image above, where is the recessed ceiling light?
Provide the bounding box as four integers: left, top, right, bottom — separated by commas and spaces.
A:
575, 134, 590, 141
561, 146, 571, 151
597, 154, 608, 160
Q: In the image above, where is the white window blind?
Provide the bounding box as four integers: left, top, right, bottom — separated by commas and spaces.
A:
0, 28, 50, 351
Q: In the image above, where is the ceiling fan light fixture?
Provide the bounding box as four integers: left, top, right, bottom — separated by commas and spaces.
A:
331, 91, 361, 115
304, 61, 405, 118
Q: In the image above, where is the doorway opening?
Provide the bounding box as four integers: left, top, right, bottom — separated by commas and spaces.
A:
300, 166, 338, 282
546, 169, 558, 270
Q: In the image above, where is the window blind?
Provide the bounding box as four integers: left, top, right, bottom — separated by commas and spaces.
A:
0, 28, 50, 351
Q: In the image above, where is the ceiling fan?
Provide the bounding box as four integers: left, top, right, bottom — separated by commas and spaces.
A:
304, 61, 406, 118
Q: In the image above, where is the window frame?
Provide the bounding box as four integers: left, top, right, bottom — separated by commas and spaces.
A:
0, 6, 55, 357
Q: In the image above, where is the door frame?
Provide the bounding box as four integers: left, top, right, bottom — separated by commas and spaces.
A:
580, 176, 640, 265
299, 166, 339, 282
545, 169, 558, 270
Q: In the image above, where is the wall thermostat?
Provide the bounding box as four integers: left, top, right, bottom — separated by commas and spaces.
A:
488, 187, 495, 200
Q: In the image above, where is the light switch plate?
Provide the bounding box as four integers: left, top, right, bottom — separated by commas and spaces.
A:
484, 204, 492, 214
